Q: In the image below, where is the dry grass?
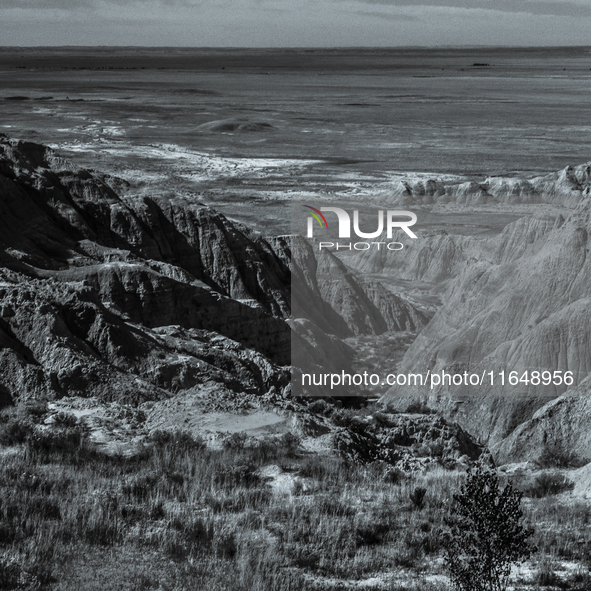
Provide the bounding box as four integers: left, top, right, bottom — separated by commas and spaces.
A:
1, 405, 590, 590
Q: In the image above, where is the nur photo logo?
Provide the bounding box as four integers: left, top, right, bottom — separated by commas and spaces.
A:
303, 205, 418, 250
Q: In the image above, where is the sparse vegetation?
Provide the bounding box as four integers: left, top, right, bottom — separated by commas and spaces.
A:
525, 471, 575, 498
0, 414, 461, 590
1, 407, 590, 590
539, 441, 586, 469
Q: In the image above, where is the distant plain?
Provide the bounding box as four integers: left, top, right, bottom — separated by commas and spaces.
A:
1, 46, 590, 233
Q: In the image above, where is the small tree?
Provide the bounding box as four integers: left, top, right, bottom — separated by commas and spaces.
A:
445, 462, 535, 591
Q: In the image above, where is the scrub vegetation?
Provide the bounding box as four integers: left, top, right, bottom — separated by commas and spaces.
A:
1, 404, 590, 591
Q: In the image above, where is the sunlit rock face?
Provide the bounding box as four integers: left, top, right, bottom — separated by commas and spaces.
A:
0, 135, 297, 404
382, 196, 591, 455
0, 135, 427, 407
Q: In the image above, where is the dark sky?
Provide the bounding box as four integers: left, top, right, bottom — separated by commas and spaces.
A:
1, 0, 591, 46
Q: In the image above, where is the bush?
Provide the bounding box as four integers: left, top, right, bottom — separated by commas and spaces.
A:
383, 465, 404, 484
20, 401, 48, 423
445, 462, 535, 591
409, 487, 427, 510
53, 411, 78, 428
251, 434, 299, 463
538, 441, 584, 469
405, 402, 434, 414
26, 427, 83, 455
280, 432, 300, 452
355, 521, 390, 547
568, 566, 591, 588
0, 416, 30, 446
307, 399, 333, 416
331, 409, 366, 433
222, 431, 248, 450
149, 430, 205, 453
214, 463, 260, 488
524, 471, 574, 498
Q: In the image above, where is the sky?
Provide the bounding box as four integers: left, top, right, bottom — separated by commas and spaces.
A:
1, 0, 591, 46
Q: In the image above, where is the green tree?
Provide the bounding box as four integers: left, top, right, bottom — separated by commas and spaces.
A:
445, 462, 535, 591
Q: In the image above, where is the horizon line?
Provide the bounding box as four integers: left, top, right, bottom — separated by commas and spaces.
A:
1, 44, 591, 50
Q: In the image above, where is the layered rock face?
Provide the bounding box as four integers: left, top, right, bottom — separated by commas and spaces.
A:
285, 235, 428, 338
0, 268, 288, 404
270, 234, 430, 390
494, 376, 591, 465
0, 136, 293, 366
0, 135, 426, 406
382, 199, 591, 456
388, 163, 591, 207
0, 136, 298, 404
347, 214, 558, 283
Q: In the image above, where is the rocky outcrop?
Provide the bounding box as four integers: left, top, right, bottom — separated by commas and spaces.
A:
386, 162, 591, 208
284, 236, 428, 338
124, 195, 291, 317
327, 408, 483, 468
347, 231, 485, 282
382, 199, 591, 451
313, 249, 428, 336
347, 213, 558, 283
0, 136, 291, 314
494, 376, 591, 465
0, 136, 296, 404
0, 135, 293, 366
0, 267, 289, 405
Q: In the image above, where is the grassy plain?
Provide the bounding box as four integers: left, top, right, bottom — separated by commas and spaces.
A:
1, 404, 590, 591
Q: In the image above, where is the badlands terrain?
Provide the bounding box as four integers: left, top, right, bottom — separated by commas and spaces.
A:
2, 47, 591, 589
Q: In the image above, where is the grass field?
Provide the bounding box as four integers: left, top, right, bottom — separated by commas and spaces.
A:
1, 403, 590, 591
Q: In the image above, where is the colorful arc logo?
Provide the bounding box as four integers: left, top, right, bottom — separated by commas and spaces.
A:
302, 205, 329, 229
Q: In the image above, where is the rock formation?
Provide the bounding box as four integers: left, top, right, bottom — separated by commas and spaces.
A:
0, 135, 424, 408
386, 163, 591, 207
382, 197, 591, 457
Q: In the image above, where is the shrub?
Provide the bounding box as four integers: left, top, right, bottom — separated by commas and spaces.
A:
280, 432, 300, 453
20, 401, 48, 423
222, 431, 248, 450
524, 471, 574, 498
214, 463, 260, 488
149, 430, 205, 453
330, 408, 362, 429
372, 411, 394, 427
53, 411, 78, 428
445, 462, 535, 591
355, 518, 390, 547
409, 487, 427, 510
383, 465, 404, 484
307, 399, 333, 416
0, 552, 53, 590
538, 441, 584, 469
405, 402, 434, 414
0, 416, 30, 446
26, 426, 83, 455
